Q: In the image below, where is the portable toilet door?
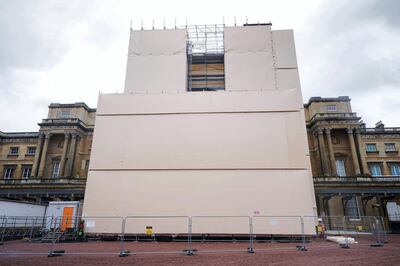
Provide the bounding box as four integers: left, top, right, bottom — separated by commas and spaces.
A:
61, 207, 74, 231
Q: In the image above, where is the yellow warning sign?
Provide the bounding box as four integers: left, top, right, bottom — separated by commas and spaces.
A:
146, 226, 153, 235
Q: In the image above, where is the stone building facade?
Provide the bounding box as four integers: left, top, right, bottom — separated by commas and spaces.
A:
0, 102, 95, 202
1, 97, 399, 231
305, 96, 400, 232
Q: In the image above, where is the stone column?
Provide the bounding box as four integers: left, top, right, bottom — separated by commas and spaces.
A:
59, 133, 70, 177
356, 195, 365, 217
65, 133, 78, 177
317, 128, 330, 176
382, 162, 391, 176
31, 133, 44, 177
361, 196, 373, 216
376, 196, 390, 231
37, 133, 51, 177
322, 196, 332, 228
316, 196, 325, 216
355, 129, 370, 175
325, 128, 337, 176
347, 128, 361, 175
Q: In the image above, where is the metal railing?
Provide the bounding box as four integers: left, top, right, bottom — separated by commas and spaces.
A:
362, 127, 400, 133
313, 176, 400, 183
0, 215, 388, 257
309, 112, 359, 121
0, 178, 87, 185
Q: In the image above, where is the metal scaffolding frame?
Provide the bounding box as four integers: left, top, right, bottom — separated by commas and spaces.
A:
185, 24, 225, 92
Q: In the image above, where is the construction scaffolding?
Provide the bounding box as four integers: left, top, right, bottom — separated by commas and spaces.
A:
186, 25, 225, 91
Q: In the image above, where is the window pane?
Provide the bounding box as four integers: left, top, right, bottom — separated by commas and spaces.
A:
52, 161, 61, 178
3, 167, 14, 179
346, 197, 360, 219
391, 164, 400, 176
370, 164, 382, 176
9, 147, 19, 155
385, 143, 396, 152
366, 144, 377, 152
335, 159, 346, 177
27, 147, 36, 154
326, 105, 337, 111
61, 110, 70, 118
22, 166, 32, 179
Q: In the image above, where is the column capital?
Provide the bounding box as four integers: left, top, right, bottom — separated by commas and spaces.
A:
44, 132, 52, 139
354, 128, 362, 134
325, 128, 332, 134
71, 133, 78, 139
65, 133, 71, 139
346, 128, 354, 134
316, 128, 324, 135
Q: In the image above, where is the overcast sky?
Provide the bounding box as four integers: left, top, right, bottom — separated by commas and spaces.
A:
0, 0, 399, 132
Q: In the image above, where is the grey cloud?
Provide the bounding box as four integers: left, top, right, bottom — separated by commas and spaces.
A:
366, 0, 400, 28
0, 0, 105, 74
0, 1, 65, 72
298, 0, 400, 101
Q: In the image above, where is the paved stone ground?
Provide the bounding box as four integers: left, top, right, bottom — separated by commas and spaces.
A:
1, 235, 399, 265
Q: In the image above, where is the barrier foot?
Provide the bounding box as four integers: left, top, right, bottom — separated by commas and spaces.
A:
247, 247, 255, 253
48, 250, 65, 257
370, 243, 383, 247
183, 249, 197, 255
340, 244, 350, 249
119, 251, 131, 257
296, 245, 307, 251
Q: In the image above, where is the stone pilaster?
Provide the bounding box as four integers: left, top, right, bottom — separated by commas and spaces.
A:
31, 133, 44, 177
59, 133, 70, 177
65, 133, 78, 177
37, 133, 51, 177
325, 128, 337, 176
355, 129, 370, 175
347, 128, 361, 175
317, 128, 330, 176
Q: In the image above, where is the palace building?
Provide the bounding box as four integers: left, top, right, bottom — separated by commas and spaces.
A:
1, 97, 399, 232
0, 103, 95, 202
1, 24, 399, 233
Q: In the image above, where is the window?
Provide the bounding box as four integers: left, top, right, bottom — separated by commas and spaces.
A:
60, 110, 70, 118
332, 136, 341, 145
345, 197, 360, 219
390, 163, 400, 176
335, 159, 346, 177
58, 140, 64, 149
370, 163, 382, 176
22, 166, 32, 179
52, 161, 61, 178
3, 166, 15, 179
385, 143, 396, 152
27, 147, 36, 155
326, 105, 337, 111
9, 147, 19, 155
366, 144, 378, 152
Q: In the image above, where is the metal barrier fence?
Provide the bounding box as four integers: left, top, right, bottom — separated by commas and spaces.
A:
252, 215, 307, 251
47, 216, 126, 257
190, 215, 254, 254
304, 215, 387, 248
0, 215, 53, 243
0, 215, 389, 257
124, 216, 192, 255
